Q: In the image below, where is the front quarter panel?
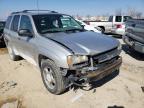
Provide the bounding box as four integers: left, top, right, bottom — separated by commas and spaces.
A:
35, 35, 72, 69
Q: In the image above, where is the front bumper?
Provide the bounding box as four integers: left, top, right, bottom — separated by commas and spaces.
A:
111, 28, 125, 36
83, 57, 122, 82
69, 57, 122, 86
123, 35, 144, 53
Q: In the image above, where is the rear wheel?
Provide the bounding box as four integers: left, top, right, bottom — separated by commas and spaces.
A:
41, 59, 66, 95
99, 27, 105, 33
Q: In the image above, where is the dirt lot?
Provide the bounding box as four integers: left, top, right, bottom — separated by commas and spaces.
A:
0, 39, 144, 108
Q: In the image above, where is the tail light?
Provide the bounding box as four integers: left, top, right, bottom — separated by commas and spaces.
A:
116, 24, 122, 28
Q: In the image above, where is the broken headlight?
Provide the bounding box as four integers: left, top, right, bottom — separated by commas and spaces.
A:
67, 55, 88, 66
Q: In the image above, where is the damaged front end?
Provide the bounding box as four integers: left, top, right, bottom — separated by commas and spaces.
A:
65, 48, 122, 87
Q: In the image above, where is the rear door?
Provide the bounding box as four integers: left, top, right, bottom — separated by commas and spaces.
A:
8, 15, 20, 53
17, 15, 37, 65
4, 16, 13, 44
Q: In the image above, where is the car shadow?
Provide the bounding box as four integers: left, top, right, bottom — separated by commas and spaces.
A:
122, 44, 144, 61
88, 70, 119, 90
71, 70, 119, 92
107, 105, 124, 108
0, 43, 6, 48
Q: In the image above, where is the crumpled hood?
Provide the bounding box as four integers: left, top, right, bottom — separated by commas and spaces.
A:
44, 31, 119, 55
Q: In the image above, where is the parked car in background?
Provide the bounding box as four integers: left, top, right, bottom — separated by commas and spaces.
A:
123, 19, 144, 54
84, 16, 132, 35
0, 21, 5, 44
4, 10, 122, 95
75, 19, 101, 33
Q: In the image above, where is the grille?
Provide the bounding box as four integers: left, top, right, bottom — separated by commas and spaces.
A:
92, 48, 119, 65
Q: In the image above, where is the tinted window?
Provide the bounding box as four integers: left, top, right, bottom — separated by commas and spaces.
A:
10, 15, 20, 32
19, 15, 33, 32
108, 16, 113, 22
115, 16, 122, 22
123, 16, 132, 22
5, 16, 12, 29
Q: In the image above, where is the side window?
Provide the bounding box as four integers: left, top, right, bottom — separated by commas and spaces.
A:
5, 16, 12, 29
10, 15, 20, 32
108, 16, 113, 22
115, 16, 122, 22
19, 15, 33, 32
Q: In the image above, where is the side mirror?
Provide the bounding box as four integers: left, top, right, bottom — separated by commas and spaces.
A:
18, 29, 33, 37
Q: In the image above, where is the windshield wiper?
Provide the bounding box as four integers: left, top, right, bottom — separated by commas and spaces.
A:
64, 28, 84, 32
42, 30, 62, 34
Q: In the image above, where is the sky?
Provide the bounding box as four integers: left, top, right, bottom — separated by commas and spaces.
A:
0, 0, 144, 20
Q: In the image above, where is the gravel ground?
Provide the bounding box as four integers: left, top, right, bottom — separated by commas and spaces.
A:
0, 38, 144, 108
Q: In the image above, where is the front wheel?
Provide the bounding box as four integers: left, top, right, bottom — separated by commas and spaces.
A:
41, 59, 66, 95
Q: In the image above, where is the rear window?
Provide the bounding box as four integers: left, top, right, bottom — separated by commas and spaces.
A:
5, 16, 12, 29
115, 16, 122, 22
10, 15, 20, 32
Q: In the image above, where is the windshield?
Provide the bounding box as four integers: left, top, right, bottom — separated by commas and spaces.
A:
123, 16, 132, 22
32, 14, 83, 34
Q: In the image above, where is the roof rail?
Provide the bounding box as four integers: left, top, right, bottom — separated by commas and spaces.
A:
11, 11, 21, 14
23, 10, 58, 13
12, 10, 58, 14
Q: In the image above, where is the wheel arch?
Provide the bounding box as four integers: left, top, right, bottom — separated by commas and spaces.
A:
38, 54, 54, 69
98, 26, 105, 32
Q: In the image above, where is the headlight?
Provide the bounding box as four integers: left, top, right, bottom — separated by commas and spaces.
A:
67, 55, 88, 66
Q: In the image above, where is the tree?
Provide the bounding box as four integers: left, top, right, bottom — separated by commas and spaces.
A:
135, 12, 142, 19
115, 9, 122, 16
127, 7, 136, 17
126, 7, 143, 19
76, 14, 82, 20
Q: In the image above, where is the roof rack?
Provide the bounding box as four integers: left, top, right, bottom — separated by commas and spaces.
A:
23, 10, 58, 13
12, 10, 58, 14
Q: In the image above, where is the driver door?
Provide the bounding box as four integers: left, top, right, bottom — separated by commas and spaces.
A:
18, 15, 36, 65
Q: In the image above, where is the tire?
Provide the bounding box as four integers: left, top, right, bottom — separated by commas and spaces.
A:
101, 28, 105, 34
7, 43, 20, 61
99, 27, 105, 34
41, 59, 66, 95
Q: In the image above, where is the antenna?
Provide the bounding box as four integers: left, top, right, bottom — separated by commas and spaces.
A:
36, 0, 39, 14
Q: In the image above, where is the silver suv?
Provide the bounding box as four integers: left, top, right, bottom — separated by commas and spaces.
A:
4, 10, 122, 94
